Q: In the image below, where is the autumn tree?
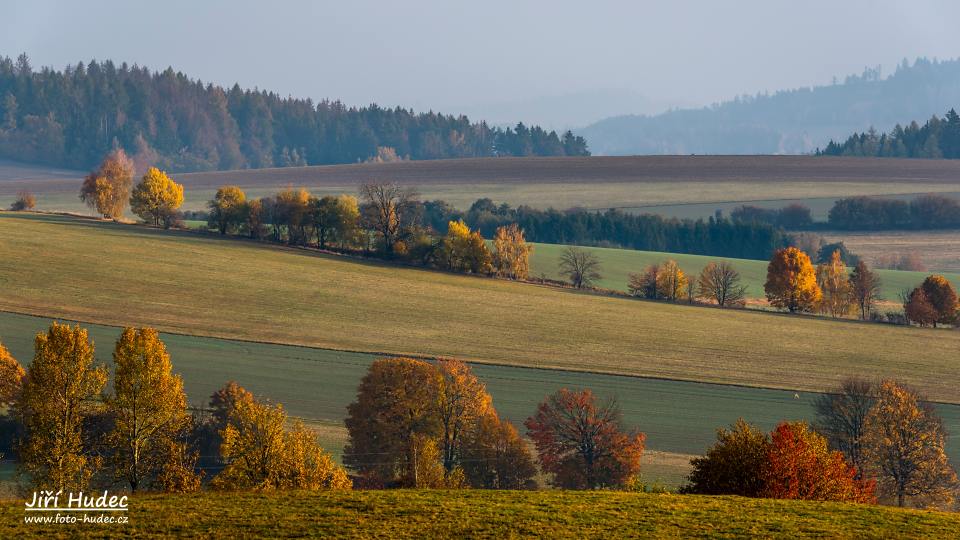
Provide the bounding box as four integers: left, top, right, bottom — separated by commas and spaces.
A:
343, 357, 442, 487
130, 167, 184, 228
763, 421, 875, 503
244, 198, 266, 239
16, 323, 108, 491
209, 380, 255, 429
628, 264, 659, 299
904, 287, 939, 327
849, 260, 882, 320
696, 261, 748, 307
461, 411, 537, 489
559, 247, 602, 289
655, 259, 688, 301
435, 359, 491, 476
683, 419, 769, 497
813, 378, 875, 479
212, 398, 350, 490
919, 275, 958, 326
274, 188, 312, 245
863, 380, 958, 508
816, 250, 854, 318
207, 186, 247, 235
492, 224, 532, 280
764, 247, 822, 313
9, 190, 36, 211
439, 219, 492, 274
309, 194, 359, 249
525, 389, 645, 489
80, 149, 135, 219
106, 328, 198, 492
0, 341, 24, 406
359, 182, 418, 255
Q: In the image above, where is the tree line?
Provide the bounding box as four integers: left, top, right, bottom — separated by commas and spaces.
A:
0, 53, 589, 172
817, 108, 960, 159
1, 326, 954, 507
730, 194, 960, 231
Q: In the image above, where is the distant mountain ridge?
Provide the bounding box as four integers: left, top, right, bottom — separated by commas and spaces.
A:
578, 58, 960, 156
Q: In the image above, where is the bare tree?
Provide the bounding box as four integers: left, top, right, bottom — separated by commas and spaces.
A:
849, 260, 882, 320
696, 261, 748, 307
359, 182, 419, 255
559, 247, 601, 289
813, 378, 875, 479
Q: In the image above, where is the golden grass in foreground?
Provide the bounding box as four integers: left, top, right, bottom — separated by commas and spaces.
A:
2, 490, 958, 539
2, 212, 960, 402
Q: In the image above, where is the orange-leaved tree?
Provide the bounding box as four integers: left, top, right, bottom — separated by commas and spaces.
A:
919, 275, 958, 327
764, 247, 822, 313
763, 421, 875, 503
461, 410, 537, 489
80, 148, 135, 219
525, 388, 645, 489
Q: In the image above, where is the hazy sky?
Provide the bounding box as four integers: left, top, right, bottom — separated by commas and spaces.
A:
5, 0, 960, 122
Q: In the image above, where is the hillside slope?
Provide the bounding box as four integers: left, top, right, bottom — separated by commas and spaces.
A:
1, 212, 959, 402
580, 58, 960, 155
2, 490, 958, 538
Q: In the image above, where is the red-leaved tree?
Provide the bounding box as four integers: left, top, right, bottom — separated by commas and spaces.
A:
764, 421, 875, 503
524, 389, 645, 489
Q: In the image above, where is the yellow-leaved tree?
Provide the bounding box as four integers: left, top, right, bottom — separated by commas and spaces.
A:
207, 186, 247, 235
440, 219, 492, 274
130, 167, 184, 228
106, 328, 199, 493
816, 250, 854, 318
212, 398, 350, 491
863, 380, 958, 508
492, 224, 532, 280
764, 247, 822, 313
436, 359, 492, 479
655, 259, 688, 301
0, 341, 24, 406
16, 323, 108, 491
80, 149, 135, 220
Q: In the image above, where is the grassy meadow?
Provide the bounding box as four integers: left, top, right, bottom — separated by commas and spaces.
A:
3, 490, 959, 539
526, 241, 958, 301
2, 212, 960, 403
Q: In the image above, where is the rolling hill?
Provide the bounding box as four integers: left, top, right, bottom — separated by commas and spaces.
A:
1, 212, 959, 403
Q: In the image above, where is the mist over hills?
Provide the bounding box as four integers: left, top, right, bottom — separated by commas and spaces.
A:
579, 58, 960, 156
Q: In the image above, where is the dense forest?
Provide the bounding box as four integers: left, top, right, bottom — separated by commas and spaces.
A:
579, 58, 960, 155
0, 53, 589, 172
424, 199, 788, 259
816, 108, 960, 158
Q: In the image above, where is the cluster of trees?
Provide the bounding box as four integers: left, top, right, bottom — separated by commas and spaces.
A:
80, 150, 184, 227
687, 378, 958, 508
818, 108, 960, 159
443, 199, 789, 260
903, 275, 960, 328
7, 190, 35, 211
342, 357, 645, 490
203, 182, 534, 279
0, 54, 588, 172
0, 323, 350, 494
627, 259, 748, 307
827, 195, 960, 230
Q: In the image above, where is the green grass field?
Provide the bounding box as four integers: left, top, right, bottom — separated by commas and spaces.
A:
1, 212, 959, 403
526, 242, 958, 301
2, 490, 958, 538
4, 310, 958, 486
